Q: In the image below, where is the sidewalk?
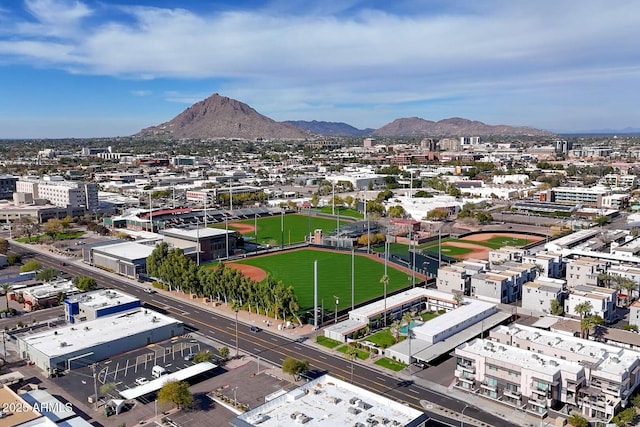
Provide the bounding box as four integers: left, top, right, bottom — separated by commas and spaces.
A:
14, 240, 544, 426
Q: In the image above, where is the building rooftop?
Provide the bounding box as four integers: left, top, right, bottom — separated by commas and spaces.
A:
20, 308, 181, 358
93, 241, 156, 261
460, 338, 583, 376
65, 289, 138, 310
414, 299, 495, 339
22, 279, 78, 300
349, 288, 455, 321
232, 375, 425, 427
162, 227, 233, 240
0, 386, 41, 425
494, 324, 637, 377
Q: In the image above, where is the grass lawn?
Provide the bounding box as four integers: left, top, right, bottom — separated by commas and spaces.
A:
216, 214, 350, 246
15, 230, 84, 243
312, 206, 363, 219
372, 242, 410, 255
235, 249, 412, 311
419, 242, 474, 257
374, 357, 407, 372
336, 345, 370, 360
485, 236, 531, 247
421, 311, 440, 321
317, 336, 342, 349
364, 329, 404, 348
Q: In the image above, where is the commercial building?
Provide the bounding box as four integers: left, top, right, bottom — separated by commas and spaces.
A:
12, 279, 79, 311
539, 186, 611, 208
64, 289, 141, 323
17, 308, 183, 376
83, 240, 159, 278
16, 176, 98, 212
232, 374, 429, 427
162, 226, 237, 261
0, 174, 17, 199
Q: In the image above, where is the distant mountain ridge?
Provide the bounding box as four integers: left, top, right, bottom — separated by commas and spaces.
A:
284, 120, 374, 136
135, 93, 310, 140
135, 93, 552, 139
373, 117, 552, 137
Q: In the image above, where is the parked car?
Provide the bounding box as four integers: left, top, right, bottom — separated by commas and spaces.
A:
184, 352, 195, 361
144, 288, 156, 294
135, 377, 149, 386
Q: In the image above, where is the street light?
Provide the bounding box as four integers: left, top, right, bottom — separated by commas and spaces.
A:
461, 404, 469, 427
233, 386, 238, 407
334, 296, 339, 324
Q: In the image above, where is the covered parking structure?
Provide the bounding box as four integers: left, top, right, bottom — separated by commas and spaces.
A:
118, 361, 217, 400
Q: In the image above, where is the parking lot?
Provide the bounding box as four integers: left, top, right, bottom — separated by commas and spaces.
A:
52, 336, 223, 406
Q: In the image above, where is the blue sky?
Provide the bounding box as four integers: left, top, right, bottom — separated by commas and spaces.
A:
0, 0, 639, 138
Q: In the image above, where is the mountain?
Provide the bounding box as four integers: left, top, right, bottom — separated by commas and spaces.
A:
373, 117, 552, 137
284, 120, 374, 136
135, 93, 310, 140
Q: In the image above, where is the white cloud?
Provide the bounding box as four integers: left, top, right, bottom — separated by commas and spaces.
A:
1, 0, 639, 130
130, 89, 152, 97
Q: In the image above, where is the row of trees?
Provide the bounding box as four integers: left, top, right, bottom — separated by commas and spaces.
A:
146, 243, 302, 323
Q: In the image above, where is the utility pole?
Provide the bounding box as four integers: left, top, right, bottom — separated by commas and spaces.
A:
351, 247, 355, 311
91, 364, 98, 410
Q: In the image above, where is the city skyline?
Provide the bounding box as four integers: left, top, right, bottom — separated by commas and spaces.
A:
1, 0, 639, 138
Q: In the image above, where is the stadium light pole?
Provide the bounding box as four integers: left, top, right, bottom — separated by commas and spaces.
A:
334, 296, 339, 324
281, 209, 284, 249
351, 247, 355, 311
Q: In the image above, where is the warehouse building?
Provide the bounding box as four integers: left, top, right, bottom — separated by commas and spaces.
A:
17, 308, 183, 376
83, 240, 159, 278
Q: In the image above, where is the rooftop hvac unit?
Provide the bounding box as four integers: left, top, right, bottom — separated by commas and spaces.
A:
59, 342, 68, 347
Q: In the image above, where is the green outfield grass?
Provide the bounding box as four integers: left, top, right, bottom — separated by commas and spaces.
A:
312, 206, 364, 219
235, 249, 412, 311
484, 236, 531, 247
214, 214, 350, 246
419, 241, 474, 256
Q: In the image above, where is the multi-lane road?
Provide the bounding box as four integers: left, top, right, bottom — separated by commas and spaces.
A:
11, 244, 520, 427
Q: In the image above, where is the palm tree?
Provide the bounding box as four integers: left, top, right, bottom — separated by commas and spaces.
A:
1, 284, 10, 311
345, 345, 358, 384
402, 311, 414, 365
380, 275, 389, 327
390, 320, 401, 344
574, 301, 593, 339
231, 299, 241, 358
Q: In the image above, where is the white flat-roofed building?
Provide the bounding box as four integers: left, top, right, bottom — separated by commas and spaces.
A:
455, 338, 584, 418
565, 257, 608, 289
488, 324, 640, 420
85, 241, 157, 278
64, 289, 141, 323
544, 229, 600, 253
522, 251, 565, 278
566, 285, 617, 324
436, 263, 468, 294
521, 277, 566, 314
231, 374, 428, 427
413, 299, 496, 344
17, 308, 183, 376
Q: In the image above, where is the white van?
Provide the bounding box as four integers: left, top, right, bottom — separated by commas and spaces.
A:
152, 365, 168, 379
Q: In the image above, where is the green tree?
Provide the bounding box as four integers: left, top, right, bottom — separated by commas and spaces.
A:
20, 260, 41, 273
43, 218, 63, 239
567, 412, 588, 427
388, 205, 406, 218
73, 276, 98, 292
6, 254, 20, 266
573, 301, 592, 319
281, 357, 309, 381
611, 407, 636, 426
426, 209, 448, 220
193, 350, 212, 363
310, 194, 319, 207
594, 215, 610, 227
452, 290, 464, 307
100, 382, 117, 397
390, 320, 401, 343
157, 380, 192, 410
36, 268, 58, 282
218, 346, 230, 360
550, 299, 563, 316
631, 393, 640, 408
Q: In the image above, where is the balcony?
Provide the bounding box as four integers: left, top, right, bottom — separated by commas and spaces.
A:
529, 399, 547, 409
503, 389, 521, 400
456, 364, 475, 374
480, 382, 497, 392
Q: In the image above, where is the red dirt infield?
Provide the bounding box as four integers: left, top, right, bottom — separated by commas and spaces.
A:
228, 222, 256, 234
225, 262, 268, 282
446, 232, 544, 260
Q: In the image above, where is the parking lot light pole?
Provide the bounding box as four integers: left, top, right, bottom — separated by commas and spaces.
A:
461, 404, 469, 427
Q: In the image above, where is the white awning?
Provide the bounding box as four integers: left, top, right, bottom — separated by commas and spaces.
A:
119, 361, 217, 400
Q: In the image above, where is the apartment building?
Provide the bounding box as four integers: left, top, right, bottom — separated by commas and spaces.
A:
601, 174, 638, 189
521, 277, 566, 314
489, 246, 525, 267
566, 285, 617, 324
539, 186, 611, 208
486, 324, 640, 421
607, 264, 640, 300
522, 251, 565, 278
436, 259, 489, 295
470, 262, 536, 304
565, 257, 609, 289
